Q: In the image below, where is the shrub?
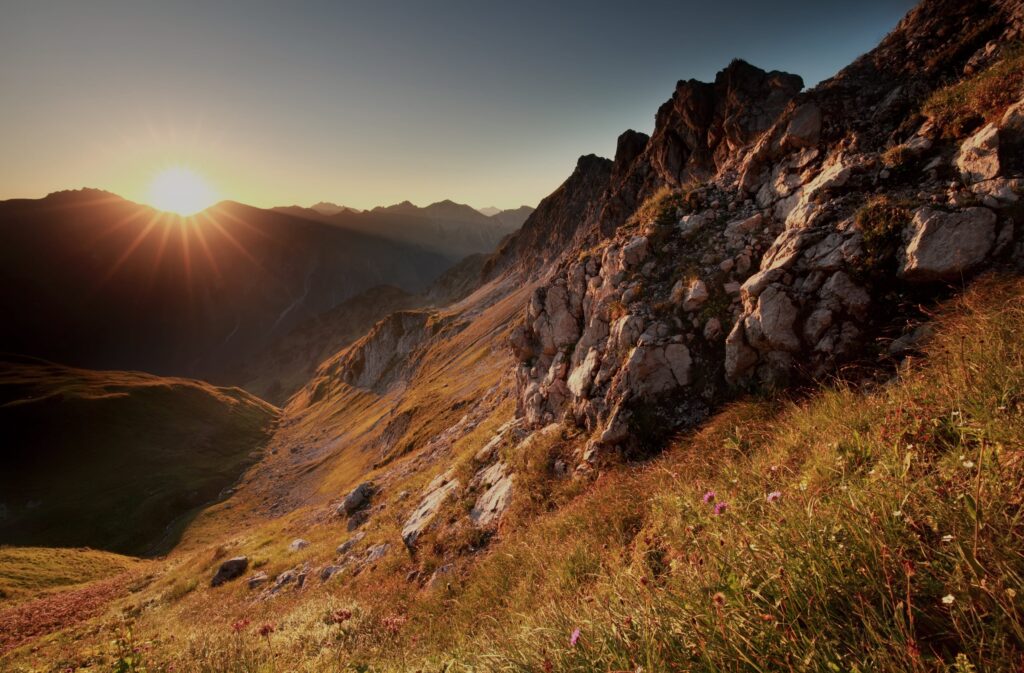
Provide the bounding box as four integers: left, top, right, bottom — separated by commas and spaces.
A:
854, 195, 912, 275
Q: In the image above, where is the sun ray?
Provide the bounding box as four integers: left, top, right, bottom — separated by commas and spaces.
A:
188, 214, 223, 284
200, 210, 263, 267
179, 217, 194, 302
144, 216, 175, 292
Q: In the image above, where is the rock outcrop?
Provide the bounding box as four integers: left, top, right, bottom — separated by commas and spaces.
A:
401, 472, 460, 550
501, 0, 1024, 468
211, 557, 249, 587
338, 482, 375, 516
900, 207, 998, 281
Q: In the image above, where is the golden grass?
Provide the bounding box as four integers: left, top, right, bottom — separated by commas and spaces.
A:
0, 547, 143, 604
7, 276, 1024, 672
923, 43, 1024, 137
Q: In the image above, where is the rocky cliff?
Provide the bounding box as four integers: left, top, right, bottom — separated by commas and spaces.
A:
505, 0, 1024, 470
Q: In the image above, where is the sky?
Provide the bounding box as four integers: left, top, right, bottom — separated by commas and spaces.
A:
0, 0, 916, 211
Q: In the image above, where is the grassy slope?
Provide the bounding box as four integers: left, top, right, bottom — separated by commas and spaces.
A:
9, 275, 1020, 672
0, 356, 277, 556
0, 547, 143, 604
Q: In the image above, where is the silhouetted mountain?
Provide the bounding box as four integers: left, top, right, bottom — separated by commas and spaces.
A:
310, 201, 358, 215
476, 206, 502, 216
273, 198, 527, 260
0, 190, 454, 380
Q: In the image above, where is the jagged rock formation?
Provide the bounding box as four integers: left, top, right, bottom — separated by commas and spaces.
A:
486, 155, 613, 275
646, 60, 804, 188
504, 0, 1024, 467
314, 311, 445, 396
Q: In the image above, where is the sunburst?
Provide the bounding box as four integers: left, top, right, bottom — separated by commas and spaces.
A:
146, 167, 218, 215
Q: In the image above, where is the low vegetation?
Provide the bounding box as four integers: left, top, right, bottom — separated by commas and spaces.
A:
854, 195, 913, 275
923, 43, 1024, 137
628, 185, 702, 228
18, 275, 1015, 672
0, 547, 141, 604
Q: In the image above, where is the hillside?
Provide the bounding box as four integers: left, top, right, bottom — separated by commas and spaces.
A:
0, 191, 456, 383
78, 274, 1021, 672
0, 355, 276, 555
4, 0, 1024, 670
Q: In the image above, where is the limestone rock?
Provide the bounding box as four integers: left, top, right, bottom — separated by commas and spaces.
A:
470, 462, 513, 527
725, 321, 758, 381
567, 348, 600, 398
819, 271, 870, 317
320, 565, 344, 582
744, 286, 800, 352
402, 473, 461, 550
338, 482, 374, 516
682, 280, 710, 312
211, 557, 249, 587
623, 343, 691, 397
781, 102, 822, 150
622, 236, 649, 268
955, 123, 999, 184
364, 543, 390, 565
247, 571, 269, 590
900, 207, 997, 282
703, 317, 723, 341
724, 213, 764, 248
336, 532, 366, 556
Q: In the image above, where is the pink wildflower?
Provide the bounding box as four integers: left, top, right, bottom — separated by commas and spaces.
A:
570, 627, 581, 647
766, 490, 782, 503
713, 502, 728, 515
702, 490, 716, 504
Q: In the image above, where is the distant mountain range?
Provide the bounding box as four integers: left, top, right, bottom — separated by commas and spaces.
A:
273, 199, 533, 260
0, 189, 530, 385
309, 201, 360, 215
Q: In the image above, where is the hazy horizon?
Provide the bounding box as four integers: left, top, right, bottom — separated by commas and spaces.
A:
1, 0, 914, 211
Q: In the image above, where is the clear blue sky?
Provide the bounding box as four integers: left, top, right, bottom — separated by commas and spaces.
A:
0, 0, 915, 210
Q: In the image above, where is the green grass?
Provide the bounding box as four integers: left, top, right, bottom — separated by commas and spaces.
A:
0, 356, 277, 556
0, 547, 142, 604
923, 43, 1024, 137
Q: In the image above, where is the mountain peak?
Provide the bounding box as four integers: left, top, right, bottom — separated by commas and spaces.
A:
309, 201, 358, 215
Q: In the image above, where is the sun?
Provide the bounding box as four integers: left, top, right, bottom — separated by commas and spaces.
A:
147, 167, 218, 216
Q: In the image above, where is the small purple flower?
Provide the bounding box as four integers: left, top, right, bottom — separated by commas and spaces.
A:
713, 502, 728, 516
702, 490, 716, 504
766, 490, 782, 503
569, 627, 581, 647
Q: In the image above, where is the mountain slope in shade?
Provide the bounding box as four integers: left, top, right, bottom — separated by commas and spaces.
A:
309, 201, 359, 215
488, 204, 534, 230
233, 251, 493, 405
0, 190, 454, 380
0, 355, 276, 555
273, 198, 529, 260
